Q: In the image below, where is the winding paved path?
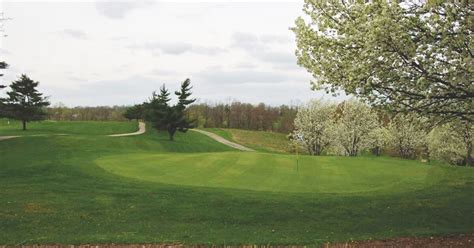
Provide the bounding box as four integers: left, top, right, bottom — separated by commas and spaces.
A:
108, 122, 146, 137
0, 136, 20, 141
190, 129, 255, 152
0, 122, 146, 141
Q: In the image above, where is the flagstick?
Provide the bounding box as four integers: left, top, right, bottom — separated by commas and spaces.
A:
296, 144, 299, 172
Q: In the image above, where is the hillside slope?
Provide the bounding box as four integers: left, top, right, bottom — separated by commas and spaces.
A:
203, 128, 291, 153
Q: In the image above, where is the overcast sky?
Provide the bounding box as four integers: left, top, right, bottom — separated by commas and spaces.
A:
0, 0, 345, 107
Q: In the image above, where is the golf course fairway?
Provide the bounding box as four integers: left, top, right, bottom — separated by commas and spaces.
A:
1, 121, 473, 245
97, 152, 442, 194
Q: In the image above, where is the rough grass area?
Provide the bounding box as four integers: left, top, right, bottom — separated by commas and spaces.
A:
0, 122, 473, 245
204, 128, 290, 153
0, 119, 138, 136
1, 233, 473, 247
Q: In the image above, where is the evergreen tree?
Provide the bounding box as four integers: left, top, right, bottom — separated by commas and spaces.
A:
0, 62, 7, 114
0, 61, 7, 88
144, 79, 196, 141
156, 84, 171, 105
123, 104, 144, 121
175, 78, 196, 112
1, 74, 50, 130
145, 85, 172, 131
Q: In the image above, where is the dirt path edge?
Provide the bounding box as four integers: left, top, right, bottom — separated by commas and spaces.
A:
190, 129, 255, 152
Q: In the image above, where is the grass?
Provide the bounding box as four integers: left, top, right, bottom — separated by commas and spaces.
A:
0, 121, 473, 245
97, 152, 444, 194
0, 119, 137, 136
204, 128, 291, 153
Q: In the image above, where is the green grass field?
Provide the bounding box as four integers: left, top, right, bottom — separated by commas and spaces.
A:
97, 153, 444, 194
204, 128, 291, 153
0, 119, 137, 136
0, 121, 473, 245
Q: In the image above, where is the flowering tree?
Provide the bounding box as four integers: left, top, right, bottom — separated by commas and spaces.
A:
366, 127, 391, 156
332, 100, 379, 156
388, 114, 427, 159
293, 1, 473, 122
428, 121, 473, 166
291, 100, 335, 155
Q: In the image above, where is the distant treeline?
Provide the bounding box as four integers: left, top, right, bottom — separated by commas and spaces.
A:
46, 102, 298, 133
186, 102, 297, 133
46, 104, 129, 121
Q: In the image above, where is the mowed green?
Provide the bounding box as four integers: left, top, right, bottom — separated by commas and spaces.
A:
0, 120, 473, 245
97, 153, 443, 194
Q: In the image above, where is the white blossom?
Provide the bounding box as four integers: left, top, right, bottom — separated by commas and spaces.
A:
331, 99, 379, 156
291, 100, 335, 155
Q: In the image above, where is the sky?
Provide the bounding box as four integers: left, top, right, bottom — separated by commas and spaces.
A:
0, 0, 345, 107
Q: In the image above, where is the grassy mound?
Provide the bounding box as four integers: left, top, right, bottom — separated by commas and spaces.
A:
97, 152, 442, 194
204, 128, 290, 153
0, 121, 473, 245
0, 119, 138, 136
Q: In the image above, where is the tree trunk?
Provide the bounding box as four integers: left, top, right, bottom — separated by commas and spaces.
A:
372, 147, 381, 156
168, 127, 176, 141
462, 125, 473, 166
466, 139, 473, 166
22, 120, 27, 131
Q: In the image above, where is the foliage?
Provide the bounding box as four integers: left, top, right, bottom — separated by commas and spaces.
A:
428, 120, 474, 166
332, 99, 379, 156
123, 104, 144, 121
388, 114, 427, 159
0, 74, 50, 130
46, 104, 129, 121
293, 1, 473, 122
187, 102, 297, 133
144, 79, 196, 141
291, 99, 335, 155
0, 61, 7, 88
0, 61, 7, 106
366, 127, 391, 156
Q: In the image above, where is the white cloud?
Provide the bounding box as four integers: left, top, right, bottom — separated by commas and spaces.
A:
95, 0, 155, 19
195, 67, 291, 85
59, 29, 87, 39
0, 48, 11, 55
231, 32, 297, 65
2, 1, 346, 106
127, 41, 226, 56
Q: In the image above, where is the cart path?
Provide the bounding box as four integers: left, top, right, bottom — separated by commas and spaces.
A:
0, 134, 70, 141
190, 129, 255, 152
0, 136, 20, 141
0, 122, 145, 141
108, 122, 146, 137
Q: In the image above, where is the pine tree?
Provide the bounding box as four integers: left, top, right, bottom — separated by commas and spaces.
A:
0, 61, 7, 88
156, 84, 171, 105
2, 74, 50, 130
144, 79, 196, 141
145, 85, 172, 131
175, 78, 196, 112
123, 104, 143, 121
